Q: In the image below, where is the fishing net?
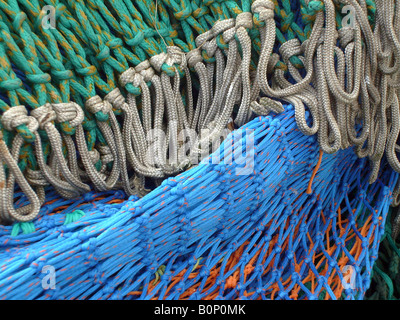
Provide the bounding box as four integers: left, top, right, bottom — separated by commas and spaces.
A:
365, 208, 400, 300
0, 0, 399, 300
0, 108, 397, 300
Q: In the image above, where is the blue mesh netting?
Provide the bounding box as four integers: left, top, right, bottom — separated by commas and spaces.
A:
0, 105, 397, 300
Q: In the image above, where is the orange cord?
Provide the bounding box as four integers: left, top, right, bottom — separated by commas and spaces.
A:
306, 149, 323, 194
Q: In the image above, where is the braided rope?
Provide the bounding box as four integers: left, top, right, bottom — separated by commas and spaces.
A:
0, 0, 396, 225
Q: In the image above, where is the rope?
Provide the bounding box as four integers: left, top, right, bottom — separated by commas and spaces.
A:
0, 0, 393, 224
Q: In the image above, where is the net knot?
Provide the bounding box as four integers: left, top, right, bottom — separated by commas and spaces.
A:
235, 12, 253, 29
1, 105, 38, 142
31, 103, 57, 129
52, 102, 84, 128
174, 5, 193, 21
338, 27, 355, 48
51, 69, 74, 81
125, 30, 145, 47
135, 60, 155, 82
187, 49, 203, 68
251, 0, 275, 21
279, 38, 302, 64
13, 12, 27, 31
98, 145, 114, 165
104, 88, 125, 110
85, 95, 112, 121
150, 52, 168, 73
0, 78, 22, 91
119, 67, 143, 88
26, 73, 51, 85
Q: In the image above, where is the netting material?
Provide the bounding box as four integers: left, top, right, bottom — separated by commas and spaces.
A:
2, 0, 396, 225
365, 208, 400, 300
0, 0, 399, 301
0, 107, 397, 300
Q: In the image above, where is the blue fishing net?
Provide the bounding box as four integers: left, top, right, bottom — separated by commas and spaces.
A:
0, 106, 396, 300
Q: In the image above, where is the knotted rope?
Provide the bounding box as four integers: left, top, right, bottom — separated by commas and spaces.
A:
0, 0, 398, 224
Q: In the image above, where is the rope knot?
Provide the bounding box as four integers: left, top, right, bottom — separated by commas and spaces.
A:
26, 168, 48, 187
202, 38, 218, 58
31, 103, 57, 129
212, 19, 236, 44
1, 106, 38, 141
251, 0, 275, 21
151, 47, 185, 77
88, 148, 100, 165
52, 102, 84, 127
104, 88, 125, 110
187, 49, 203, 68
338, 27, 355, 48
150, 52, 168, 73
119, 67, 143, 88
85, 95, 112, 121
222, 27, 236, 43
98, 145, 114, 165
135, 60, 155, 82
279, 38, 302, 64
212, 19, 235, 37
167, 46, 185, 66
235, 12, 253, 29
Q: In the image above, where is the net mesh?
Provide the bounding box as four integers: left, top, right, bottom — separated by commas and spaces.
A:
0, 107, 397, 300
0, 0, 399, 301
365, 208, 400, 300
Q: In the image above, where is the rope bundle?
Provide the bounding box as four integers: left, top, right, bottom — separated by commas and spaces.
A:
0, 0, 397, 224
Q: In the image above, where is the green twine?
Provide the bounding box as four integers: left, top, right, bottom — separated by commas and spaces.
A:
64, 209, 85, 225
11, 221, 35, 236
